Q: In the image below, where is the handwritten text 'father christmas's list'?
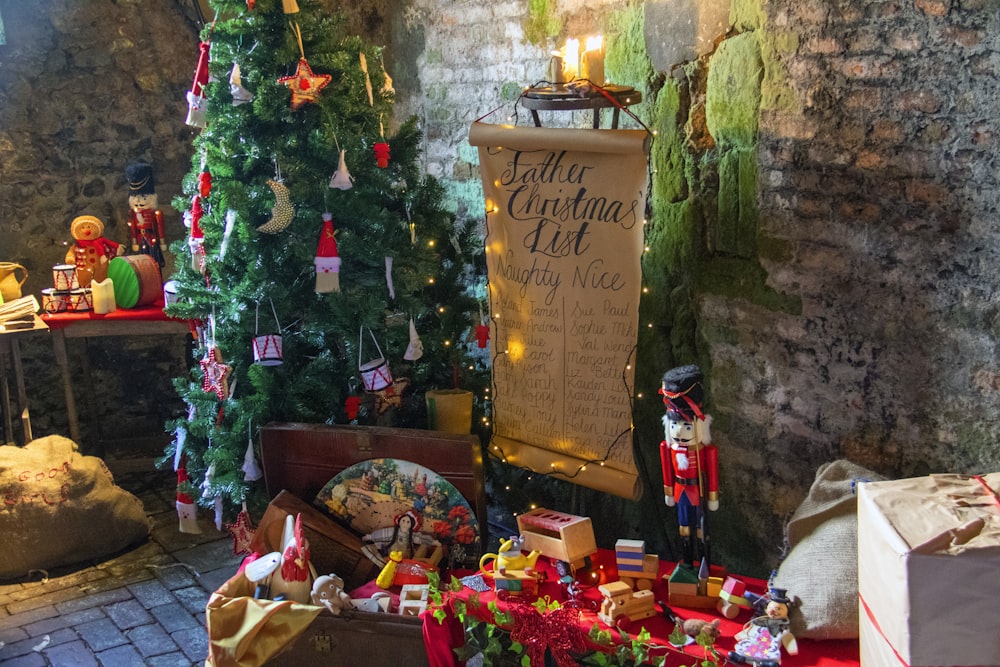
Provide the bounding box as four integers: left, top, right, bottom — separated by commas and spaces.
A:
479, 136, 648, 472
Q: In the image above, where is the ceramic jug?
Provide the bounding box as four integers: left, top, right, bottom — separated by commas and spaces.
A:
0, 262, 28, 303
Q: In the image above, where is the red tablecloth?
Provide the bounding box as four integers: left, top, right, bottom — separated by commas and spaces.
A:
41, 300, 189, 331
419, 550, 859, 667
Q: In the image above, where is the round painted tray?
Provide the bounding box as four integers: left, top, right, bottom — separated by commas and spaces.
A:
313, 457, 481, 570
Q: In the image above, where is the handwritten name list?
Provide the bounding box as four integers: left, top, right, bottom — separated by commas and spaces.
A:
471, 123, 649, 494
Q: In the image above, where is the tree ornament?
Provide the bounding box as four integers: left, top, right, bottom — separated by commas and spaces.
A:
230, 62, 254, 106
381, 55, 395, 96
202, 463, 225, 531
257, 178, 294, 233
219, 209, 237, 260
404, 318, 423, 361
345, 394, 362, 421
246, 0, 255, 9
242, 432, 263, 481
278, 25, 330, 111
359, 53, 374, 106
186, 40, 211, 128
227, 504, 256, 555
328, 149, 353, 190
282, 0, 299, 13
176, 457, 202, 535
385, 256, 395, 299
187, 194, 206, 274
172, 426, 187, 472
374, 377, 408, 415
476, 304, 490, 348
201, 346, 232, 400
252, 299, 284, 366
373, 141, 390, 168
314, 213, 341, 293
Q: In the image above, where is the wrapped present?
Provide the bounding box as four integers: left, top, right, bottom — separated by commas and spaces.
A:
858, 473, 1000, 667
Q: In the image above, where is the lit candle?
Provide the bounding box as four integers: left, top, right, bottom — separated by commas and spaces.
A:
563, 38, 580, 81
580, 36, 605, 84
91, 277, 117, 315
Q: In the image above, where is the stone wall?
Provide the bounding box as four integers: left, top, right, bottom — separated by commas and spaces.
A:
395, 0, 1000, 574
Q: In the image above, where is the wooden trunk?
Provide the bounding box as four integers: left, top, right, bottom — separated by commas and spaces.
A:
253, 423, 487, 666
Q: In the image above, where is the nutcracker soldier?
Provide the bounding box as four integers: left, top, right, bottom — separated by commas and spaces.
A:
659, 364, 719, 566
125, 161, 167, 267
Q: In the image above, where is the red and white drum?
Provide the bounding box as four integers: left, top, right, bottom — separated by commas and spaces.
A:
252, 334, 283, 366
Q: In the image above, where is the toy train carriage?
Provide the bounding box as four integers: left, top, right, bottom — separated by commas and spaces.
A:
516, 507, 597, 570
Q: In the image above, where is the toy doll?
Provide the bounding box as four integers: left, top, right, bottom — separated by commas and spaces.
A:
659, 364, 719, 565
728, 588, 799, 667
125, 161, 167, 267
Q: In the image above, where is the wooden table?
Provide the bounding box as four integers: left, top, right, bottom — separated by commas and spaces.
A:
41, 303, 191, 444
520, 84, 643, 129
0, 314, 50, 444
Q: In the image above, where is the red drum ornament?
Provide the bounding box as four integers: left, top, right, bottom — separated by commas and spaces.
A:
358, 327, 393, 392
252, 300, 284, 366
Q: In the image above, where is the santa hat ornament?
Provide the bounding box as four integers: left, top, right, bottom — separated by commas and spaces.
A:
314, 213, 341, 293
186, 40, 211, 128
187, 194, 206, 273
176, 459, 202, 534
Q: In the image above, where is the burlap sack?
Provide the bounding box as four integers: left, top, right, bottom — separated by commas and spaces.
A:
0, 435, 149, 580
772, 459, 883, 639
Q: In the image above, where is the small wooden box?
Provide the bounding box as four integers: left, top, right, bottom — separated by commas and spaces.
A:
516, 507, 597, 565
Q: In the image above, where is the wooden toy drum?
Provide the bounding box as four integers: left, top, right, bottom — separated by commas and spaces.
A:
107, 255, 162, 308
52, 264, 78, 291
69, 288, 93, 312
252, 334, 284, 366
41, 288, 70, 313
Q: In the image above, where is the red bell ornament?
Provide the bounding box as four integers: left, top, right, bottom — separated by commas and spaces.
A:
373, 142, 390, 168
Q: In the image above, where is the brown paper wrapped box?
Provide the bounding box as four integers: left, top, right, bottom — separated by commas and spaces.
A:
857, 473, 1000, 667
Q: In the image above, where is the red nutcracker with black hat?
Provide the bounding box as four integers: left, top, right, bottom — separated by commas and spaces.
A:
125, 161, 167, 267
659, 364, 719, 566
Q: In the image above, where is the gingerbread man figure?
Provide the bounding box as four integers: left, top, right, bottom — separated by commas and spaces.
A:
65, 215, 123, 286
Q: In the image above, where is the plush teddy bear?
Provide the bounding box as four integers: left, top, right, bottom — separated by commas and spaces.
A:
65, 215, 123, 286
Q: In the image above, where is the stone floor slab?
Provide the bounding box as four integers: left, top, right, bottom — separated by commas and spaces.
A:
149, 602, 200, 633
45, 638, 101, 667
75, 617, 128, 652
95, 643, 146, 667
127, 622, 180, 658
105, 598, 153, 630
127, 578, 177, 609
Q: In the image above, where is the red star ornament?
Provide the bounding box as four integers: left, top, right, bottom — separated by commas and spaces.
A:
278, 58, 331, 111
200, 346, 232, 400
227, 508, 256, 555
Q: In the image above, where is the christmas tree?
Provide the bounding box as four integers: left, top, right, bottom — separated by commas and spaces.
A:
165, 0, 489, 521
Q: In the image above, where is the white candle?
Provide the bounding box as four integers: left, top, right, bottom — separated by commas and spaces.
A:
580, 36, 605, 84
548, 53, 566, 84
92, 277, 117, 315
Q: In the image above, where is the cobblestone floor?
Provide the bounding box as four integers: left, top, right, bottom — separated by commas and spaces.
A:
0, 456, 243, 666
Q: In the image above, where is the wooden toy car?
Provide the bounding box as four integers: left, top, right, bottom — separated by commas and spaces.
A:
598, 580, 657, 629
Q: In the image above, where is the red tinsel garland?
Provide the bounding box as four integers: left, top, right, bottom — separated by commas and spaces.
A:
507, 599, 588, 667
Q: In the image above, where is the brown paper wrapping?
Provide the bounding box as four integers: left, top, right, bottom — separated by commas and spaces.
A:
857, 473, 1000, 667
469, 122, 649, 501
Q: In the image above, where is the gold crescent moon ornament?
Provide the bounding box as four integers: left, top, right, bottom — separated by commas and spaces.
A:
257, 179, 294, 233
